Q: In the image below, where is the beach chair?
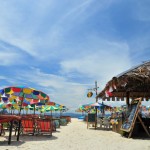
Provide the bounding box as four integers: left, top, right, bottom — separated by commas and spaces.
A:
52, 121, 56, 131
21, 118, 35, 135
103, 118, 111, 129
42, 116, 56, 131
37, 119, 52, 136
53, 120, 60, 128
60, 116, 71, 123
97, 118, 103, 128
60, 118, 67, 126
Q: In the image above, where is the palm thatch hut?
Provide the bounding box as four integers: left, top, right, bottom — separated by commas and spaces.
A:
96, 61, 150, 106
96, 61, 150, 137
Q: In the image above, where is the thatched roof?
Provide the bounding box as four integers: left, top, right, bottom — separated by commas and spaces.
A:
97, 61, 150, 100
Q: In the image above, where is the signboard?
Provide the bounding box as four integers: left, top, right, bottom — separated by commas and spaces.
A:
87, 113, 96, 122
120, 99, 140, 132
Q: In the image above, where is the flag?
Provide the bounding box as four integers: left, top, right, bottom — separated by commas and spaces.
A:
105, 90, 113, 97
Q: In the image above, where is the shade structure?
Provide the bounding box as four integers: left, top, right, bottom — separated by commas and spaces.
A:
0, 86, 50, 114
43, 105, 59, 111
0, 100, 19, 114
42, 105, 59, 116
91, 102, 102, 107
0, 103, 7, 109
96, 61, 150, 103
78, 104, 91, 112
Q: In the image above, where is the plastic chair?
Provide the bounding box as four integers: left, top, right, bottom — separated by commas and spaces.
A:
103, 118, 111, 128
97, 118, 103, 128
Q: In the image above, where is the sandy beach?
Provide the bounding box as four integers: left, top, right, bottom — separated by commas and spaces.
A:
0, 118, 150, 150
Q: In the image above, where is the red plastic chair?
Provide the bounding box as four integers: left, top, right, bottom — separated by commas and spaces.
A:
37, 119, 52, 136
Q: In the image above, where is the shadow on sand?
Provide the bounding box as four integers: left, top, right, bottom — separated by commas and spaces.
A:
0, 133, 58, 146
88, 127, 112, 131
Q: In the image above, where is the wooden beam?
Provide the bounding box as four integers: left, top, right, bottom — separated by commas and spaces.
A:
126, 92, 130, 107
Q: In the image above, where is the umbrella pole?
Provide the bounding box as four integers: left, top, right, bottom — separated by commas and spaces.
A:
19, 94, 24, 115
34, 105, 35, 115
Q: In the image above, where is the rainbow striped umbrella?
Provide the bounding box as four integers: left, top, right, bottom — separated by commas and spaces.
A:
0, 86, 50, 114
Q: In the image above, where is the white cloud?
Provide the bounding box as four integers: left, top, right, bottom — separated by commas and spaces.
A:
0, 76, 7, 80
60, 39, 132, 88
0, 0, 117, 60
0, 0, 55, 57
0, 51, 23, 66
12, 67, 91, 109
0, 0, 149, 112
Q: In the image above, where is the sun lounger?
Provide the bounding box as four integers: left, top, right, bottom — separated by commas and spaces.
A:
60, 116, 71, 123
60, 118, 67, 126
21, 118, 35, 135
53, 120, 60, 128
37, 119, 52, 136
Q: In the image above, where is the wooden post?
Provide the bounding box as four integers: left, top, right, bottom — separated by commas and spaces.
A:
34, 105, 35, 115
95, 81, 98, 130
17, 120, 21, 141
8, 121, 13, 145
19, 93, 25, 115
19, 99, 23, 115
126, 92, 130, 108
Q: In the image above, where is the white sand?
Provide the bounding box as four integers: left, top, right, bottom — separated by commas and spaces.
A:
0, 118, 150, 150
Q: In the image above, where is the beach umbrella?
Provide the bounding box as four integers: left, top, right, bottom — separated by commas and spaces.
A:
24, 105, 34, 114
29, 99, 46, 114
0, 103, 6, 108
42, 105, 59, 116
91, 102, 102, 107
0, 86, 50, 114
0, 101, 18, 114
59, 105, 68, 116
46, 102, 56, 106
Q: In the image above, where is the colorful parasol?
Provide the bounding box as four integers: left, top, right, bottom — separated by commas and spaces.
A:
0, 86, 50, 114
42, 105, 59, 116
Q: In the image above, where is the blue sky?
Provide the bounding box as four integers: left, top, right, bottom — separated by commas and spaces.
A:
0, 0, 150, 111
